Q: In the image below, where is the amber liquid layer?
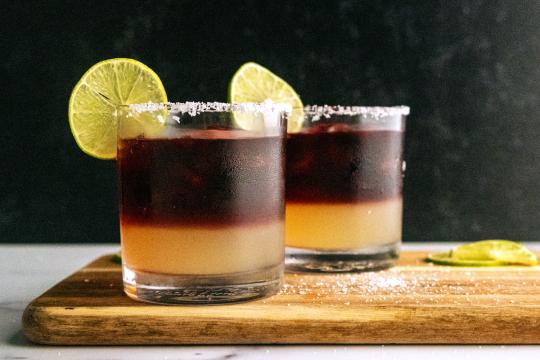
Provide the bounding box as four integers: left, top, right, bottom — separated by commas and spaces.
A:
121, 222, 284, 275
286, 199, 402, 250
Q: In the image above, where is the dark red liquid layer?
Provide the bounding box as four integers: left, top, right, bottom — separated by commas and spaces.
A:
118, 133, 285, 226
286, 125, 404, 203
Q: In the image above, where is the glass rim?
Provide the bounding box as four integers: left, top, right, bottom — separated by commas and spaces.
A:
126, 101, 292, 115
302, 105, 410, 117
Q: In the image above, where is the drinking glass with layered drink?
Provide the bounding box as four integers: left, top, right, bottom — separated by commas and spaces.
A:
286, 105, 409, 272
117, 101, 288, 303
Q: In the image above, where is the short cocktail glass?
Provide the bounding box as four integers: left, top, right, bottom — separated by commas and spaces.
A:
117, 102, 289, 304
285, 105, 409, 272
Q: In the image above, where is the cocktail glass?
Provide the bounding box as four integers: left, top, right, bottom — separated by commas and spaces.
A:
117, 101, 289, 304
285, 105, 409, 272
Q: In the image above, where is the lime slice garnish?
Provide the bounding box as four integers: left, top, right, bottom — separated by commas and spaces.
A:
68, 58, 168, 159
427, 252, 505, 267
228, 62, 304, 133
427, 240, 537, 266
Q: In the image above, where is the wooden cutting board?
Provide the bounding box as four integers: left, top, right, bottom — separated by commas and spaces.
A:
23, 251, 540, 345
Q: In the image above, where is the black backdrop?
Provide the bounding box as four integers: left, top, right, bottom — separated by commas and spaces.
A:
2, 0, 540, 243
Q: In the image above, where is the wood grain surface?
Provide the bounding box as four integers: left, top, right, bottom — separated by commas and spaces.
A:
22, 252, 540, 345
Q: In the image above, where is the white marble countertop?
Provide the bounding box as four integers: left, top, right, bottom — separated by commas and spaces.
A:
1, 243, 539, 359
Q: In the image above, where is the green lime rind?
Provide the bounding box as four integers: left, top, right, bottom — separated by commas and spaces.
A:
111, 252, 122, 265
426, 240, 538, 267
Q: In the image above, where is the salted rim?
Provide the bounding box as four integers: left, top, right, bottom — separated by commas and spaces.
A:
303, 105, 410, 119
128, 101, 292, 116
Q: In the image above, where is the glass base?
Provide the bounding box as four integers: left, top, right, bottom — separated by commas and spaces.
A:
123, 264, 283, 304
285, 242, 399, 273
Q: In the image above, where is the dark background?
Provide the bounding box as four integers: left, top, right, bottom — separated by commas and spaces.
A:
2, 0, 539, 243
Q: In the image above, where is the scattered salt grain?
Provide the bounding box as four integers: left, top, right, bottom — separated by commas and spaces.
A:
278, 267, 539, 306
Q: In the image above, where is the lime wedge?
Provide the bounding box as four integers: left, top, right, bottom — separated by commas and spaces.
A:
69, 58, 167, 159
229, 62, 304, 132
427, 240, 537, 266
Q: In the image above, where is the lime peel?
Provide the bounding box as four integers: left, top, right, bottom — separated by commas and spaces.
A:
111, 252, 122, 264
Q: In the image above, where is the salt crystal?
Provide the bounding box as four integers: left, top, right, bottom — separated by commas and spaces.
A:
129, 101, 292, 116
305, 104, 410, 120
